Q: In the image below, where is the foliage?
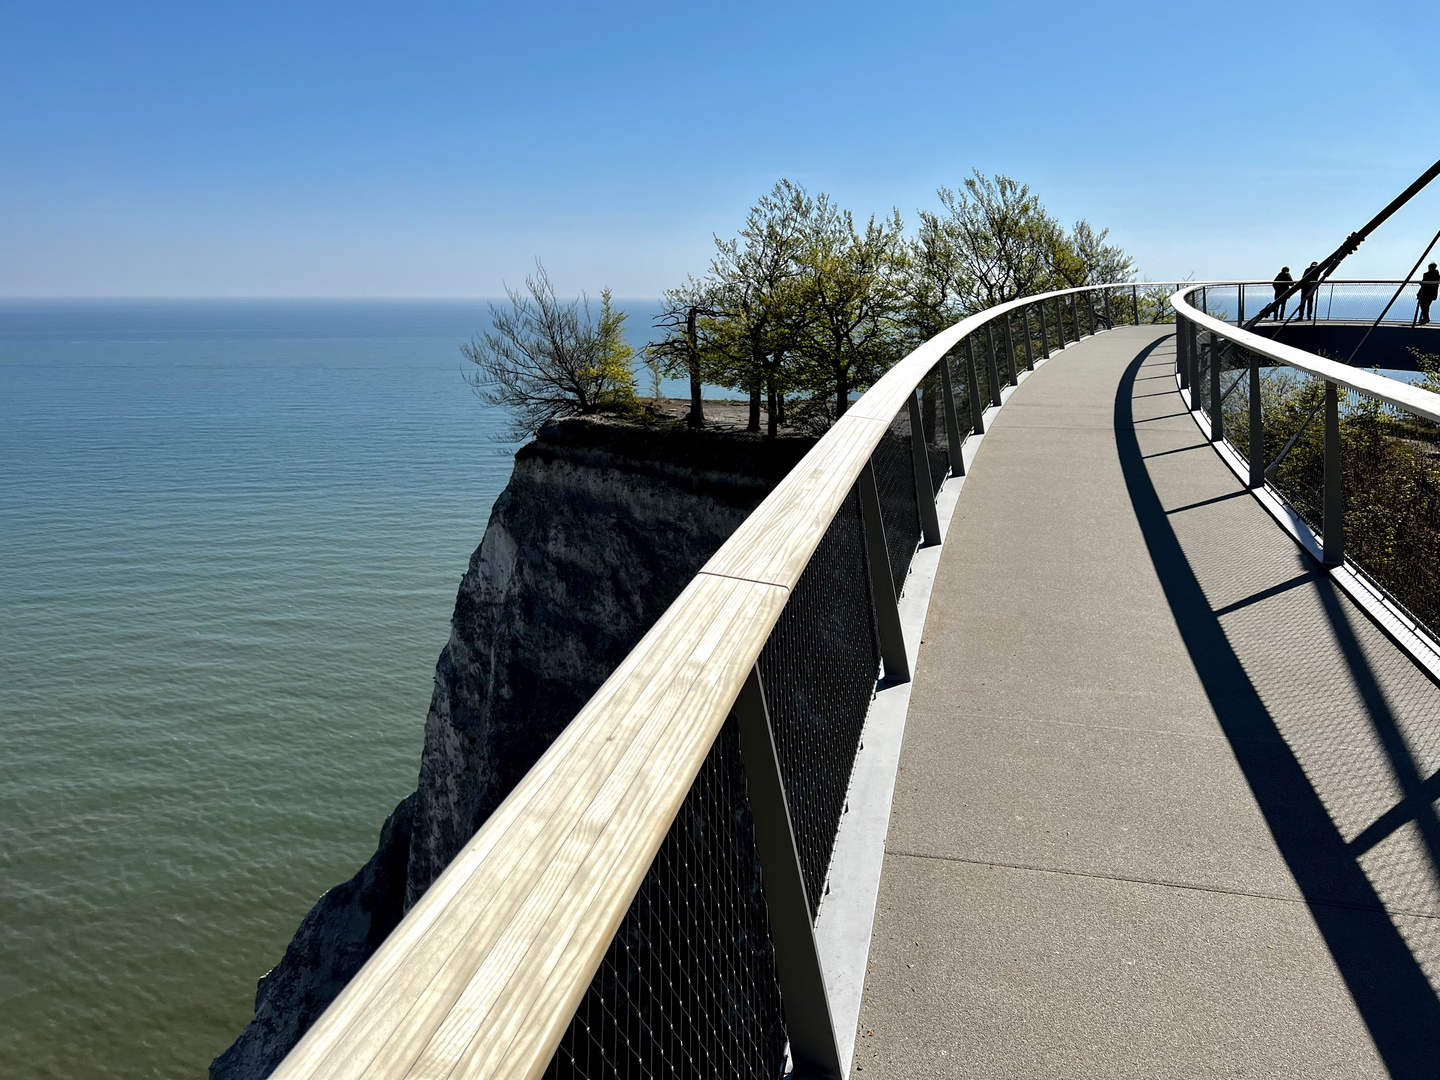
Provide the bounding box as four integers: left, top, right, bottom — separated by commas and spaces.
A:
463, 264, 638, 438
1231, 361, 1440, 634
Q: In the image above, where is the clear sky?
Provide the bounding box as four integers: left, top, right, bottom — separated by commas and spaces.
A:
2, 0, 1437, 297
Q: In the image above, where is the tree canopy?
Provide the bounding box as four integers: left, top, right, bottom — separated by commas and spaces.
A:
471, 173, 1136, 438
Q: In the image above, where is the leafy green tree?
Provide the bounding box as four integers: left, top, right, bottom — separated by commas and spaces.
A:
706, 179, 813, 435
462, 263, 637, 438
793, 197, 907, 420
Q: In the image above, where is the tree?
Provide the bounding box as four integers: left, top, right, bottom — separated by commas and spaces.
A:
706, 179, 812, 436
793, 197, 907, 420
649, 277, 714, 428
462, 262, 637, 439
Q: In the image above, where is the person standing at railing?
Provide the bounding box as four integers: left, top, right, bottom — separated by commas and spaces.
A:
1418, 262, 1440, 325
1300, 260, 1320, 319
1272, 266, 1293, 319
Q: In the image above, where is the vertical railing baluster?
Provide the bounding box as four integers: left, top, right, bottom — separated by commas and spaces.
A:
858, 462, 910, 681
1323, 381, 1345, 567
1132, 284, 1140, 325
1188, 315, 1200, 396
1022, 305, 1035, 371
1209, 337, 1223, 442
1176, 313, 1189, 391
1039, 301, 1052, 358
1104, 290, 1113, 329
939, 357, 965, 477
733, 667, 844, 1080
1248, 351, 1263, 488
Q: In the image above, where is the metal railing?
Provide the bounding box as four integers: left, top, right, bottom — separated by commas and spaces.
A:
1189, 279, 1440, 330
269, 281, 1188, 1080
1174, 284, 1440, 645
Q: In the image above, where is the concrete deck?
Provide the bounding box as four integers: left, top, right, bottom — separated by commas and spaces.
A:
855, 326, 1440, 1078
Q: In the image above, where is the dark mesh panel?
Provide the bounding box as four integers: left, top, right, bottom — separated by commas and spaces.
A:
870, 405, 922, 596
545, 718, 787, 1080
947, 355, 974, 442
919, 366, 948, 494
757, 486, 881, 915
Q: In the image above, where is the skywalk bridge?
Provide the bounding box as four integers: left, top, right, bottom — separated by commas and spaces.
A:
269, 284, 1440, 1079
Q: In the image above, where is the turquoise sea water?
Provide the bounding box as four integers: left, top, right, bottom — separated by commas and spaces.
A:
0, 299, 657, 1079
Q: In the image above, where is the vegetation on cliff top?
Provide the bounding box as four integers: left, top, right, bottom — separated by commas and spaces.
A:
467, 171, 1134, 438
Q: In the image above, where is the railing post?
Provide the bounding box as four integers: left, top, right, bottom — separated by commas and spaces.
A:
1248, 350, 1264, 488
909, 392, 942, 546
1039, 301, 1052, 358
1237, 284, 1245, 325
984, 322, 1003, 407
1188, 317, 1200, 398
1087, 292, 1097, 336
733, 667, 843, 1080
858, 461, 910, 682
1323, 380, 1345, 567
1022, 305, 1035, 371
1002, 314, 1018, 385
1176, 313, 1189, 390
965, 337, 985, 435
1209, 336, 1223, 442
1132, 284, 1140, 325
939, 356, 966, 477
1104, 289, 1113, 329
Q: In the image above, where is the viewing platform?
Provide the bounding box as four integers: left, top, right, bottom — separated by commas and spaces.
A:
857, 326, 1440, 1077
267, 286, 1440, 1080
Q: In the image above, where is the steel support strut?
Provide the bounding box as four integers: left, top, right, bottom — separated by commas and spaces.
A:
909, 392, 942, 545
733, 668, 843, 1080
1022, 305, 1035, 371
1323, 381, 1345, 567
858, 461, 910, 682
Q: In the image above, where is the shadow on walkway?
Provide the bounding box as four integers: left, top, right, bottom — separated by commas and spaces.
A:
1115, 341, 1440, 1077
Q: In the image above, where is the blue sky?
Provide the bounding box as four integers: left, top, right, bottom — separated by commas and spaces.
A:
2, 0, 1437, 297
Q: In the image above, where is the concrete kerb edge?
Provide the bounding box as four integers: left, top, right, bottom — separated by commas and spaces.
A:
1176, 375, 1440, 687
809, 330, 1081, 1077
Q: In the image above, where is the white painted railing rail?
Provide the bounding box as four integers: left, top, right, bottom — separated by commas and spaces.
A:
269, 282, 1167, 1080
1172, 285, 1440, 425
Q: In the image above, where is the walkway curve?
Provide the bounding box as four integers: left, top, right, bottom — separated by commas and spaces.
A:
856, 326, 1440, 1078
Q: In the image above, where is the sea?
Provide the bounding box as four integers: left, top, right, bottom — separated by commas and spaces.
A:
0, 298, 665, 1080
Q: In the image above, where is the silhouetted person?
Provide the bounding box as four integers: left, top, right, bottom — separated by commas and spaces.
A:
1273, 266, 1293, 319
1300, 260, 1320, 320
1419, 262, 1440, 325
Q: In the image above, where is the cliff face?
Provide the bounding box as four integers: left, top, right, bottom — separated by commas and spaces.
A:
213, 416, 811, 1080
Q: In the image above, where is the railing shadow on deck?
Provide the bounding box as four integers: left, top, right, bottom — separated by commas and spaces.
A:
1115, 340, 1440, 1077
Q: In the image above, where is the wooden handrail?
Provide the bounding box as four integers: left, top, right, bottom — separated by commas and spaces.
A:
270, 281, 1175, 1080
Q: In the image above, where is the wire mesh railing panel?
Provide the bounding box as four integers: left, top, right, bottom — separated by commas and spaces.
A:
1194, 330, 1213, 418
919, 367, 948, 495
1336, 388, 1440, 638
870, 406, 922, 596
545, 717, 787, 1080
1217, 341, 1255, 460
946, 354, 974, 442
1257, 364, 1326, 533
757, 486, 880, 916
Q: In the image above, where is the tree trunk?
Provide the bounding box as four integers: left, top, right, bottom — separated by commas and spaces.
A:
686, 307, 703, 428
835, 365, 849, 419
748, 384, 761, 432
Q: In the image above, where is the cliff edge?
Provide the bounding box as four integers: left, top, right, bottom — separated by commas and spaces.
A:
212, 415, 811, 1079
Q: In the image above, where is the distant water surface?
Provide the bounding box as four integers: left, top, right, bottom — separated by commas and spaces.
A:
0, 299, 657, 1079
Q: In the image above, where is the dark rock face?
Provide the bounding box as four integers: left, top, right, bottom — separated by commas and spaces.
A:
212, 417, 810, 1080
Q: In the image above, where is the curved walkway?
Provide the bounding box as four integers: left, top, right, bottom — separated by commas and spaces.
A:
855, 326, 1440, 1078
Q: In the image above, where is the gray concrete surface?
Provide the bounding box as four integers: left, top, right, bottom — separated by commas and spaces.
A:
855, 326, 1440, 1078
